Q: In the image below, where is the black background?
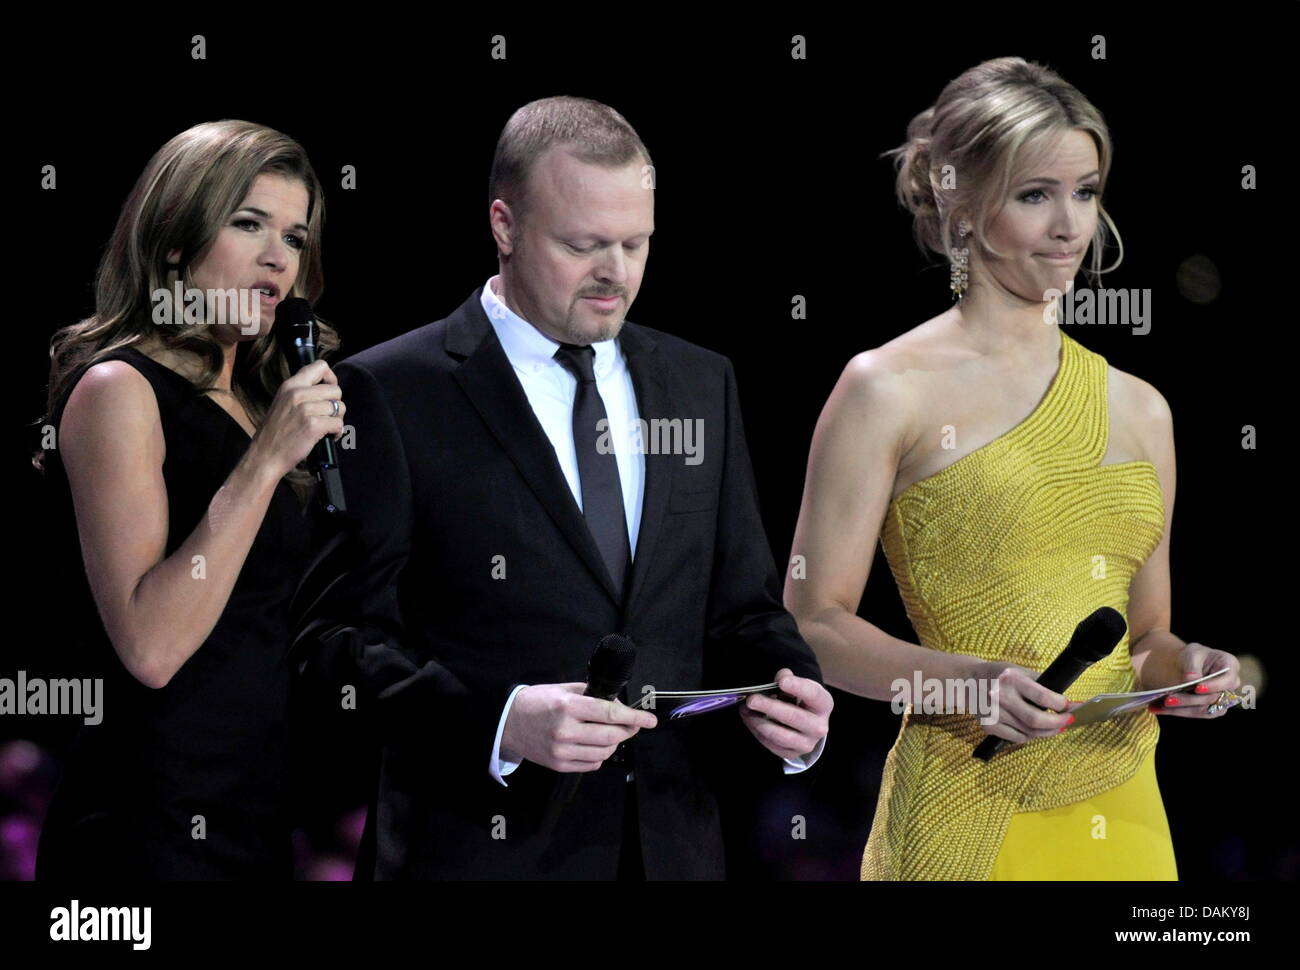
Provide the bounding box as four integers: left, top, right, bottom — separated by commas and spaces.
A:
5, 13, 1291, 897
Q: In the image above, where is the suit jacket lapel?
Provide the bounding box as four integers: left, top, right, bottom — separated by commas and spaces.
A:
619, 324, 674, 616
448, 290, 624, 606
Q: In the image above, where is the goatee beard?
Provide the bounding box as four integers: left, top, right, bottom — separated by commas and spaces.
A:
562, 314, 624, 346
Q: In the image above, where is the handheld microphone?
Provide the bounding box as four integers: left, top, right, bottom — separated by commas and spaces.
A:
972, 606, 1126, 762
274, 298, 346, 514
539, 634, 637, 837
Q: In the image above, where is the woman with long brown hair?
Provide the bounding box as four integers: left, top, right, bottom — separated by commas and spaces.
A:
33, 120, 345, 879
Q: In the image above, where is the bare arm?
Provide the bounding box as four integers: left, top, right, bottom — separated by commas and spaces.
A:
1125, 381, 1244, 715
1125, 380, 1186, 689
60, 358, 342, 689
783, 353, 981, 700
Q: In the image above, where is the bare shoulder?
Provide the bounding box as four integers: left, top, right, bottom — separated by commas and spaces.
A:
1106, 365, 1174, 485
838, 315, 958, 443
834, 340, 918, 449
61, 359, 163, 455
1110, 365, 1173, 430
66, 359, 156, 415
842, 314, 953, 392
839, 344, 909, 398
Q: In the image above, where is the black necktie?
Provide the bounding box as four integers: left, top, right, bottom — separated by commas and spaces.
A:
553, 343, 631, 596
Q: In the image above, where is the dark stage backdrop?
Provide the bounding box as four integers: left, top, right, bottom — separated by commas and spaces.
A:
5, 17, 1289, 883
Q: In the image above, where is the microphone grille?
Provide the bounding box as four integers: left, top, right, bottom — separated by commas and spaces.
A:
274, 297, 315, 351
1075, 606, 1128, 661
274, 296, 313, 329
591, 633, 637, 684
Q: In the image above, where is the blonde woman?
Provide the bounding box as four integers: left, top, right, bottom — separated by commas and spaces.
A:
784, 58, 1241, 880
34, 121, 345, 879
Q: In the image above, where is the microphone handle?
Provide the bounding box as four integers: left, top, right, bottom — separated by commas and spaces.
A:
552, 769, 584, 807
539, 685, 623, 836
973, 732, 1011, 763
290, 344, 347, 514
973, 656, 1094, 762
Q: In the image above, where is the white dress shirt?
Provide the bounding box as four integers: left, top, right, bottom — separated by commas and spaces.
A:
478, 276, 824, 783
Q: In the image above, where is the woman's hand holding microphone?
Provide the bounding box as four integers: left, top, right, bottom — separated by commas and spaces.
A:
969, 659, 1082, 747
247, 359, 345, 481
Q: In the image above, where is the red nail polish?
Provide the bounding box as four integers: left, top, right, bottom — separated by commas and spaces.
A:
1058, 726, 1066, 733
1194, 685, 1209, 693
1165, 696, 1180, 706
1067, 715, 1075, 724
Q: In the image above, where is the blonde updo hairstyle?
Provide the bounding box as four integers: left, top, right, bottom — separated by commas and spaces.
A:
886, 56, 1123, 283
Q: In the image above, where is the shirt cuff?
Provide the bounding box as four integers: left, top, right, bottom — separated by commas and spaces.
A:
781, 733, 826, 774
490, 684, 529, 786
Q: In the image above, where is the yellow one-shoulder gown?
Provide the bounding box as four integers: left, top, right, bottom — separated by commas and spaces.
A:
990, 749, 1176, 879
861, 329, 1177, 880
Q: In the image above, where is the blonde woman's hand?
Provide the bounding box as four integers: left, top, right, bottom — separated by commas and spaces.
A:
970, 659, 1081, 745
1147, 642, 1242, 718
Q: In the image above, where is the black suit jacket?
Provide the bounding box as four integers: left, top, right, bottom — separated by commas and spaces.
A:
290, 287, 821, 879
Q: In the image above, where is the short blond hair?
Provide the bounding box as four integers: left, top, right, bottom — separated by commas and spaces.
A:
488, 96, 652, 230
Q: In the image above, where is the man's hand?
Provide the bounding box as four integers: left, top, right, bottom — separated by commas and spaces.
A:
501, 683, 658, 772
739, 668, 831, 760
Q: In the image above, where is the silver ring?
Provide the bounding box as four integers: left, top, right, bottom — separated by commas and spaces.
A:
330, 399, 340, 417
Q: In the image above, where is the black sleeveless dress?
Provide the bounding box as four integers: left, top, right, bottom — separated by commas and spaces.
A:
36, 346, 311, 880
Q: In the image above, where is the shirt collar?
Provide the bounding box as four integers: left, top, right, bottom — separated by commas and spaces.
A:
481, 276, 618, 378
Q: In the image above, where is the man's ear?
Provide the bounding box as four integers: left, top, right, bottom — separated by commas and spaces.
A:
489, 201, 517, 258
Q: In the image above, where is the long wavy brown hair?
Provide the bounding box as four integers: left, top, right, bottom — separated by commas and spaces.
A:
33, 119, 339, 499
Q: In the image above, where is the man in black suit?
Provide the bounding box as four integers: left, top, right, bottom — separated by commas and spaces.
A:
291, 96, 830, 879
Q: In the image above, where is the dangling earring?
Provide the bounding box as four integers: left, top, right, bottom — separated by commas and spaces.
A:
950, 221, 971, 302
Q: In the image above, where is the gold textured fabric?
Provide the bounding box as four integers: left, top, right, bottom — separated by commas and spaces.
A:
861, 329, 1166, 880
